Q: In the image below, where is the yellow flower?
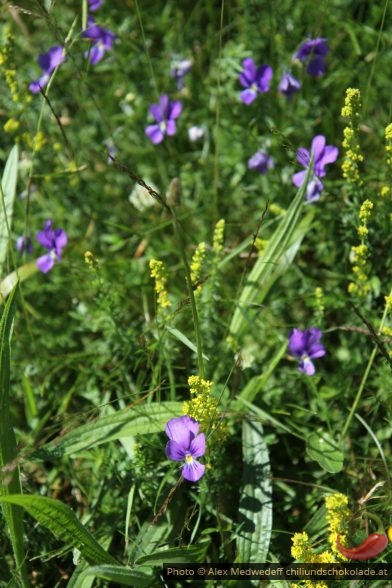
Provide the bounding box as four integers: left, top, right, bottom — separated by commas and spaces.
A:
149, 259, 171, 309
3, 118, 20, 133
212, 219, 225, 253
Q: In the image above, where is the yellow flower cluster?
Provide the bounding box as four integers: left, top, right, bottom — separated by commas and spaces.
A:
183, 375, 223, 438
269, 202, 286, 215
386, 123, 392, 167
3, 118, 20, 133
149, 259, 171, 309
380, 185, 390, 199
385, 294, 392, 311
325, 493, 350, 558
348, 199, 374, 297
212, 218, 225, 253
341, 88, 364, 187
1, 34, 31, 107
254, 238, 269, 255
290, 493, 352, 587
190, 242, 206, 294
290, 531, 334, 588
314, 286, 325, 320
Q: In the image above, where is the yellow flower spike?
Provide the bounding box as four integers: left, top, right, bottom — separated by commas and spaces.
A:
190, 242, 206, 292
341, 88, 364, 188
212, 219, 225, 253
3, 118, 20, 133
183, 375, 225, 439
149, 258, 171, 309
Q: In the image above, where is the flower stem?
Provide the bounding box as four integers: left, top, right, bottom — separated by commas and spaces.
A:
341, 288, 392, 439
170, 207, 205, 378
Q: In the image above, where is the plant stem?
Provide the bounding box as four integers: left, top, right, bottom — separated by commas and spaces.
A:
341, 288, 392, 438
170, 208, 205, 378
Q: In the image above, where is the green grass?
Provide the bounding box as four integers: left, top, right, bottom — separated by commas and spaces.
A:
0, 0, 392, 586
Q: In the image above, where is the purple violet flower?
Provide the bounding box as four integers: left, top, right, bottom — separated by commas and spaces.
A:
16, 236, 33, 254
288, 328, 326, 376
29, 46, 66, 94
88, 0, 103, 10
239, 58, 273, 105
145, 95, 182, 145
279, 72, 301, 98
36, 220, 67, 274
171, 58, 192, 90
294, 38, 329, 77
82, 16, 116, 64
165, 416, 206, 482
292, 135, 338, 202
248, 150, 274, 174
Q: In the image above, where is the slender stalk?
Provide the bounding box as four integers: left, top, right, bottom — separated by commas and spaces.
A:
212, 0, 225, 221
170, 208, 205, 378
341, 288, 392, 438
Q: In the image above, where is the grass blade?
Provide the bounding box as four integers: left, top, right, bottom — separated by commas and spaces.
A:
0, 145, 19, 276
0, 284, 29, 587
229, 166, 312, 341
69, 564, 153, 588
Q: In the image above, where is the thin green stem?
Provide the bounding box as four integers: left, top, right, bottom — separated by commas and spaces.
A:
170, 208, 205, 378
212, 0, 225, 221
341, 288, 392, 438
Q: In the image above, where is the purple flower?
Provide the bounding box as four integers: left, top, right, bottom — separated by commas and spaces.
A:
82, 16, 116, 64
16, 236, 33, 254
171, 58, 192, 90
294, 38, 329, 77
88, 0, 103, 10
288, 328, 326, 376
165, 416, 206, 482
292, 135, 338, 202
29, 46, 66, 94
36, 220, 67, 274
279, 72, 301, 98
239, 58, 273, 105
145, 95, 182, 145
248, 150, 274, 174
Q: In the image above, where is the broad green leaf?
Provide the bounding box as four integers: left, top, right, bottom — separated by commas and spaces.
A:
135, 543, 208, 565
0, 494, 118, 566
0, 262, 38, 303
33, 401, 182, 459
68, 564, 153, 588
0, 145, 19, 276
229, 164, 313, 341
0, 285, 29, 587
236, 419, 272, 564
306, 430, 344, 473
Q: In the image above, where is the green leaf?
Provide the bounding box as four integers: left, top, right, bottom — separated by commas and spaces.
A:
306, 430, 344, 473
33, 401, 183, 459
0, 262, 39, 303
229, 164, 313, 341
68, 564, 153, 588
0, 145, 19, 275
236, 419, 272, 564
0, 285, 29, 587
0, 494, 118, 566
